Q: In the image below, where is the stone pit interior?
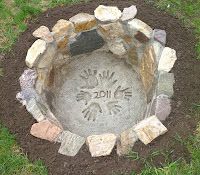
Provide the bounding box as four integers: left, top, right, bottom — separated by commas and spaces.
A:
16, 5, 177, 157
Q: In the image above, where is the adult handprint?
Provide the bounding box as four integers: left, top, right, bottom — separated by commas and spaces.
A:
107, 101, 122, 115
76, 91, 92, 105
80, 69, 98, 89
82, 102, 102, 121
99, 70, 117, 88
114, 86, 132, 100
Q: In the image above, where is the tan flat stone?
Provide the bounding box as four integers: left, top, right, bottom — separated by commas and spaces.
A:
87, 133, 116, 157
139, 45, 156, 94
94, 5, 122, 22
25, 39, 47, 68
69, 13, 97, 32
33, 26, 54, 43
134, 115, 168, 145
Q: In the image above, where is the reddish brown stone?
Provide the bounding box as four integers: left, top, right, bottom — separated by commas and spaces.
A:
135, 31, 149, 43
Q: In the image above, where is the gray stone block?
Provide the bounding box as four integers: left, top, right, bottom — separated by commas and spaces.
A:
69, 29, 105, 56
157, 72, 175, 97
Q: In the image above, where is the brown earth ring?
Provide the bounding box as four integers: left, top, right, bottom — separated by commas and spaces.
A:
0, 0, 200, 174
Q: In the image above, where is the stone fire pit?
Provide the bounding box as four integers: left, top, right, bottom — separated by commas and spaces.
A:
17, 5, 177, 157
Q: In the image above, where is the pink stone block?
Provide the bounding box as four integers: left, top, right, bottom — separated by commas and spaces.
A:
30, 120, 62, 142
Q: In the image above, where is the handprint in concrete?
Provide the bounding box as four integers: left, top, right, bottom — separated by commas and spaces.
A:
80, 69, 98, 89
114, 86, 132, 100
76, 91, 92, 105
82, 102, 102, 121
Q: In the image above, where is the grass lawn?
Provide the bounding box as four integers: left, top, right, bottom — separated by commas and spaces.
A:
0, 0, 200, 174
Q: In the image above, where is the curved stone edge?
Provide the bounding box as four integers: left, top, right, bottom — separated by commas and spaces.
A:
17, 5, 178, 157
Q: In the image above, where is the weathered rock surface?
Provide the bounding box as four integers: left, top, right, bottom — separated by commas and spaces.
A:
52, 19, 74, 40
87, 134, 116, 157
153, 41, 164, 62
128, 47, 138, 65
25, 39, 47, 68
139, 45, 156, 95
134, 115, 168, 145
121, 5, 137, 21
19, 69, 37, 90
158, 47, 177, 72
94, 5, 122, 22
26, 98, 46, 122
69, 29, 105, 56
157, 72, 174, 97
154, 29, 166, 45
58, 131, 85, 156
117, 127, 138, 155
98, 22, 125, 41
33, 26, 54, 43
108, 39, 127, 56
37, 44, 57, 68
128, 19, 153, 39
30, 120, 62, 142
69, 13, 96, 32
151, 94, 171, 121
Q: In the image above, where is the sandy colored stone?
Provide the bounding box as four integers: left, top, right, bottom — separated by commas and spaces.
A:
134, 115, 168, 145
128, 19, 153, 39
25, 39, 47, 68
121, 5, 137, 21
108, 39, 127, 56
33, 26, 54, 43
58, 131, 85, 156
87, 133, 117, 157
98, 22, 124, 40
37, 43, 57, 69
69, 13, 97, 32
30, 120, 62, 142
94, 5, 122, 22
139, 45, 156, 94
52, 19, 74, 40
128, 47, 138, 65
158, 47, 177, 72
117, 127, 138, 155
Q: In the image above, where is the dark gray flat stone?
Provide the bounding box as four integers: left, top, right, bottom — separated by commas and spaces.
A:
69, 29, 105, 56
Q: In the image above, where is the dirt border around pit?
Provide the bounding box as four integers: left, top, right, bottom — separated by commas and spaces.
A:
0, 0, 200, 174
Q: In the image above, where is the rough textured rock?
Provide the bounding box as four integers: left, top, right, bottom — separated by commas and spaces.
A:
151, 94, 171, 121
117, 127, 138, 155
108, 39, 127, 56
121, 5, 137, 21
26, 98, 46, 122
94, 5, 122, 22
139, 45, 156, 95
52, 19, 74, 40
128, 19, 153, 39
69, 29, 105, 56
19, 69, 37, 90
154, 29, 166, 45
98, 22, 125, 41
33, 26, 54, 43
157, 72, 175, 97
158, 47, 177, 72
134, 115, 168, 145
87, 134, 117, 157
69, 13, 97, 32
37, 43, 57, 68
134, 31, 149, 43
153, 41, 164, 63
58, 131, 85, 156
128, 47, 138, 65
30, 120, 62, 142
35, 68, 50, 94
25, 39, 47, 68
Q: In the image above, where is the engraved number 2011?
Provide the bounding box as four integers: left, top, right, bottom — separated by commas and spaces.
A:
94, 90, 112, 99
